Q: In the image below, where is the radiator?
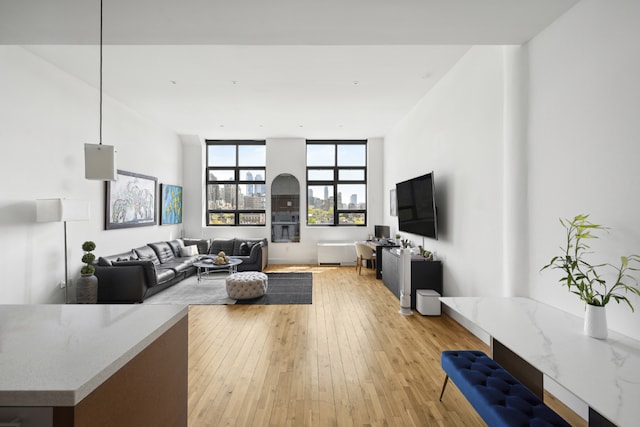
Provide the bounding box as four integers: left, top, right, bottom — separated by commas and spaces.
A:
317, 242, 356, 266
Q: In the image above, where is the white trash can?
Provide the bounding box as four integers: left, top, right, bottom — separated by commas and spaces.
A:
416, 289, 441, 316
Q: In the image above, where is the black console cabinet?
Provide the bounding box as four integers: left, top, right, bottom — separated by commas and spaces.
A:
381, 248, 443, 309
373, 242, 399, 279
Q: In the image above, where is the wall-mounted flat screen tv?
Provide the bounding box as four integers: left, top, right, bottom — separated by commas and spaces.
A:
395, 172, 438, 239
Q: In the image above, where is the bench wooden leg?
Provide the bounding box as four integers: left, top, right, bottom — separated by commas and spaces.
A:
439, 375, 449, 401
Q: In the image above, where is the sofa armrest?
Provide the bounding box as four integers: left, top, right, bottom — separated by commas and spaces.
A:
111, 260, 158, 286
247, 243, 262, 269
260, 243, 268, 270
95, 263, 156, 303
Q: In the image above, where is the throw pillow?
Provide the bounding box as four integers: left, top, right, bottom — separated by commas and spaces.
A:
239, 242, 250, 256
180, 245, 199, 257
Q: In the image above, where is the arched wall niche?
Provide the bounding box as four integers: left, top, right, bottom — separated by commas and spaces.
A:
271, 173, 300, 242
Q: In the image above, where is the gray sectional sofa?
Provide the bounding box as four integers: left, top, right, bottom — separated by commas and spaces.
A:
95, 237, 268, 303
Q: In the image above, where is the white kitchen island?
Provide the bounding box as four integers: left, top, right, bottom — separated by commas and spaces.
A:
0, 304, 188, 427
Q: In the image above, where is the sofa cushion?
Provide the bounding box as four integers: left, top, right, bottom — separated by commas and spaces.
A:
155, 266, 177, 285
111, 259, 158, 286
162, 259, 195, 274
180, 245, 199, 257
233, 238, 265, 256
210, 239, 235, 256
148, 242, 176, 263
167, 239, 184, 257
183, 238, 211, 255
133, 245, 161, 265
97, 251, 139, 266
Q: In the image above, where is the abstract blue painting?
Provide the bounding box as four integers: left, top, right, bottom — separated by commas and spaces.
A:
160, 184, 183, 225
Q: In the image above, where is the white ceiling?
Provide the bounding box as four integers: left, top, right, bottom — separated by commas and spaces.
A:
2, 0, 579, 139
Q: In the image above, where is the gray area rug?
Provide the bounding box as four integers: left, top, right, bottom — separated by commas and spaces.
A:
143, 272, 313, 305
143, 274, 236, 305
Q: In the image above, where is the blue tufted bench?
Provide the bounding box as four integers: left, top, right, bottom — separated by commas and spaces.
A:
440, 350, 570, 427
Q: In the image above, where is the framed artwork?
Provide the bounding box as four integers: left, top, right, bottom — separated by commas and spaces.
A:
160, 184, 183, 225
390, 189, 397, 216
105, 170, 157, 230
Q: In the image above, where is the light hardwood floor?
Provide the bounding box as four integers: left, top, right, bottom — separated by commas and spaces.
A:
188, 265, 586, 426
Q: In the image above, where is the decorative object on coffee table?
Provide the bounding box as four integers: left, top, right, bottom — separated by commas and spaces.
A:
541, 214, 640, 339
213, 251, 230, 265
77, 241, 98, 304
194, 258, 242, 283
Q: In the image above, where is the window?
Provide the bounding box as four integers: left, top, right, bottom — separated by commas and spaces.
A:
205, 140, 266, 226
306, 140, 367, 226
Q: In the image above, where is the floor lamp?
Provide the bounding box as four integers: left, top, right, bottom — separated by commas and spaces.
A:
36, 199, 91, 304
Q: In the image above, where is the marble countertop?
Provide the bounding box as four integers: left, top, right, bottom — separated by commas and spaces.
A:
440, 297, 640, 427
0, 304, 188, 407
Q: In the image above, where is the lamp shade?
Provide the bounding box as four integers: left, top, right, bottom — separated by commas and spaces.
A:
84, 143, 117, 181
36, 199, 91, 222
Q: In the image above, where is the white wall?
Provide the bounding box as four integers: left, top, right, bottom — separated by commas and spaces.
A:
181, 136, 385, 265
180, 134, 205, 237
527, 0, 640, 340
383, 46, 505, 300
382, 0, 640, 341
381, 2, 640, 417
0, 46, 183, 303
266, 138, 308, 263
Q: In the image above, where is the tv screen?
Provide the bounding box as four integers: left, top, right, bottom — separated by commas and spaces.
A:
396, 172, 438, 239
374, 225, 390, 239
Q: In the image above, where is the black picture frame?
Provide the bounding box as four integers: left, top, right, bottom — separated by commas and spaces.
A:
105, 170, 158, 230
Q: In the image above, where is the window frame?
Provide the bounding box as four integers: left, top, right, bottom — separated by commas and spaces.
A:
306, 140, 367, 227
205, 140, 266, 226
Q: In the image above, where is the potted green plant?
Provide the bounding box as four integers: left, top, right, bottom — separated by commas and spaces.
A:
541, 214, 640, 339
76, 241, 98, 303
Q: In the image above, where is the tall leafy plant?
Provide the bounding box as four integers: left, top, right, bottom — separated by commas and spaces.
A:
541, 214, 640, 310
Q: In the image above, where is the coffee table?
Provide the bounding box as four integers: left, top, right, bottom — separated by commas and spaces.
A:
194, 258, 242, 283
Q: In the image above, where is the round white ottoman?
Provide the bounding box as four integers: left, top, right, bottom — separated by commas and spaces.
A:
226, 272, 268, 299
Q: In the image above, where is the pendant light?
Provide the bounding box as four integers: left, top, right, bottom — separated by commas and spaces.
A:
85, 0, 117, 181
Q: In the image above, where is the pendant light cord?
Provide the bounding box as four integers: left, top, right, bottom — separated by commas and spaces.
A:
99, 0, 103, 145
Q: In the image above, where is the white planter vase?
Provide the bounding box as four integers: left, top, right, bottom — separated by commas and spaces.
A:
584, 304, 608, 339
